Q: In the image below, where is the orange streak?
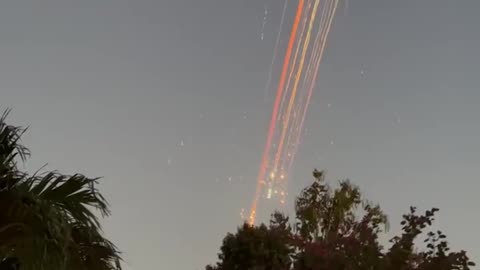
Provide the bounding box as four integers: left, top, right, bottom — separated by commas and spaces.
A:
299, 0, 338, 143
279, 1, 310, 118
249, 0, 305, 225
287, 0, 339, 174
272, 0, 320, 174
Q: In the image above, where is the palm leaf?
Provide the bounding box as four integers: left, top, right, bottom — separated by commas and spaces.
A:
0, 110, 122, 270
12, 172, 109, 230
66, 222, 122, 270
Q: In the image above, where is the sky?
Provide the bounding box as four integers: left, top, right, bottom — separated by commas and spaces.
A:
1, 0, 480, 269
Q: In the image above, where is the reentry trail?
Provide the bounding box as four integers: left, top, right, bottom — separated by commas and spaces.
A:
249, 0, 339, 225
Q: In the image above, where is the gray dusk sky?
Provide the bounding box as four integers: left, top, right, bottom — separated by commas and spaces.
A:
1, 0, 480, 269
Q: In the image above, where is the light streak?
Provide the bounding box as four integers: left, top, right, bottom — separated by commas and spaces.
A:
249, 0, 305, 225
250, 0, 339, 225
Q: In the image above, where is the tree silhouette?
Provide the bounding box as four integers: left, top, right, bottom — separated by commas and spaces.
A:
207, 170, 475, 270
0, 110, 121, 270
207, 213, 293, 270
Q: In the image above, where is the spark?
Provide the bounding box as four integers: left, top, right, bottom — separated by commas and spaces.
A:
394, 115, 401, 124
360, 64, 366, 77
260, 4, 268, 40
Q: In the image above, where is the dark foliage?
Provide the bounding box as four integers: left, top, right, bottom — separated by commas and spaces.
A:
207, 170, 475, 270
0, 110, 121, 270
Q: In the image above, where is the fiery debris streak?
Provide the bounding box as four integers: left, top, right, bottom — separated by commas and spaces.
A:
249, 0, 305, 225
249, 0, 339, 225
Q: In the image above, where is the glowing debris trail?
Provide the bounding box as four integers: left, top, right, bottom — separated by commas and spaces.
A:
272, 0, 321, 175
249, 0, 339, 225
278, 2, 309, 122
249, 0, 305, 225
287, 0, 339, 174
285, 0, 338, 177
283, 0, 329, 173
284, 0, 335, 173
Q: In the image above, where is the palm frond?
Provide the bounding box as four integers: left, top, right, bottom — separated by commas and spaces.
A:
0, 110, 29, 188
67, 222, 122, 270
0, 110, 122, 269
15, 172, 110, 230
0, 188, 70, 270
0, 109, 29, 165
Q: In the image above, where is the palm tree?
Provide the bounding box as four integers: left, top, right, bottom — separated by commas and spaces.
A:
0, 110, 121, 270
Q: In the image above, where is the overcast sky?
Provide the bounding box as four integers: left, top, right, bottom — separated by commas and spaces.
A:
1, 0, 480, 269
